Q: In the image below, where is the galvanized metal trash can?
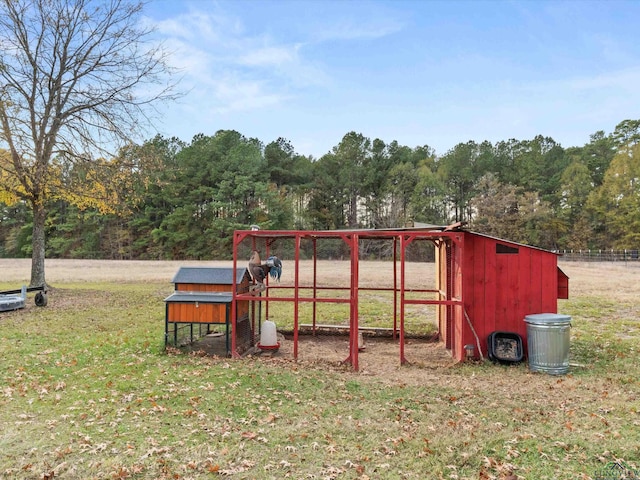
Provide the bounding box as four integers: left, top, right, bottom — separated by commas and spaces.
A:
524, 313, 571, 375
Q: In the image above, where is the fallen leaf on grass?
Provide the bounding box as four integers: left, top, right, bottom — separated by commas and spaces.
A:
260, 413, 277, 424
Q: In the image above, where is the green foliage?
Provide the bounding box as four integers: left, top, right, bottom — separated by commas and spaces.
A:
333, 131, 371, 227
470, 174, 560, 248
437, 141, 478, 222
559, 160, 592, 219
581, 131, 616, 187
3, 118, 640, 260
611, 119, 640, 149
362, 138, 394, 228
143, 131, 271, 258
411, 157, 447, 225
0, 202, 32, 257
306, 153, 347, 230
586, 144, 640, 249
388, 161, 419, 221
470, 173, 521, 241
264, 137, 313, 190
46, 205, 102, 259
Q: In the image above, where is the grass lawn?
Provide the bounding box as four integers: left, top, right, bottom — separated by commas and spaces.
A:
0, 260, 639, 479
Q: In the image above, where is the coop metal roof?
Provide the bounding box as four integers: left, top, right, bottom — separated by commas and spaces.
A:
164, 292, 233, 304
171, 267, 247, 285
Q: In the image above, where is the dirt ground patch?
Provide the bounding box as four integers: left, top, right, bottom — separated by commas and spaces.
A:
185, 329, 454, 383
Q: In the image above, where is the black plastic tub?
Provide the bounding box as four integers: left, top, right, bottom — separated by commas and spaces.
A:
487, 331, 524, 364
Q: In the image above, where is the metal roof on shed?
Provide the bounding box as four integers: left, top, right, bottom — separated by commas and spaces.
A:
171, 267, 247, 285
235, 224, 558, 255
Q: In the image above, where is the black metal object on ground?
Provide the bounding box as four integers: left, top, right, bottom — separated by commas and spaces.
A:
0, 294, 25, 312
0, 285, 48, 311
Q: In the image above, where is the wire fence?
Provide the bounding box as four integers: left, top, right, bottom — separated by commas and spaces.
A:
557, 249, 640, 262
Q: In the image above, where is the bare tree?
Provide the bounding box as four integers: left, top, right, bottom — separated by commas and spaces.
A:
0, 0, 178, 286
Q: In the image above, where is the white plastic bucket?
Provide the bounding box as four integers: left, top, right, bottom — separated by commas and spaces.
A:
260, 320, 278, 347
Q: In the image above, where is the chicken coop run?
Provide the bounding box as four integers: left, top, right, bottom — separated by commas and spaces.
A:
164, 267, 254, 355
229, 225, 568, 370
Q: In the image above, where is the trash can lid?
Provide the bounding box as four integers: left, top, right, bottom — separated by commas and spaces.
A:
524, 313, 571, 324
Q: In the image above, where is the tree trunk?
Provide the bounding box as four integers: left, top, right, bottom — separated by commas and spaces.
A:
30, 199, 47, 287
348, 194, 358, 228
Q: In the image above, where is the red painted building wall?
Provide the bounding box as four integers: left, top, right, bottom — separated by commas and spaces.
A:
450, 232, 567, 361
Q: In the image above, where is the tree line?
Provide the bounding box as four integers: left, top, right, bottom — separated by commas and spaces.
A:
1, 119, 638, 260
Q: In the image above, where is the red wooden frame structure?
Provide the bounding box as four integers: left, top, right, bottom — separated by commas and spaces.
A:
230, 226, 568, 370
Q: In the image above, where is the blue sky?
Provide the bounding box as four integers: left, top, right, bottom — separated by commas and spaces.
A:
144, 0, 640, 158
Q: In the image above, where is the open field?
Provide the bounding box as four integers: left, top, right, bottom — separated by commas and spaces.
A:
2, 257, 638, 297
0, 258, 436, 289
1, 259, 639, 479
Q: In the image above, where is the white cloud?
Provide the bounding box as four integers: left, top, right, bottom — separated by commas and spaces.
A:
147, 7, 331, 116
238, 45, 298, 67
303, 1, 406, 43
211, 74, 289, 113
312, 18, 404, 42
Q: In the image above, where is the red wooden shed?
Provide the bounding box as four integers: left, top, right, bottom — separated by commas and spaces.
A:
436, 231, 569, 362
231, 226, 568, 367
